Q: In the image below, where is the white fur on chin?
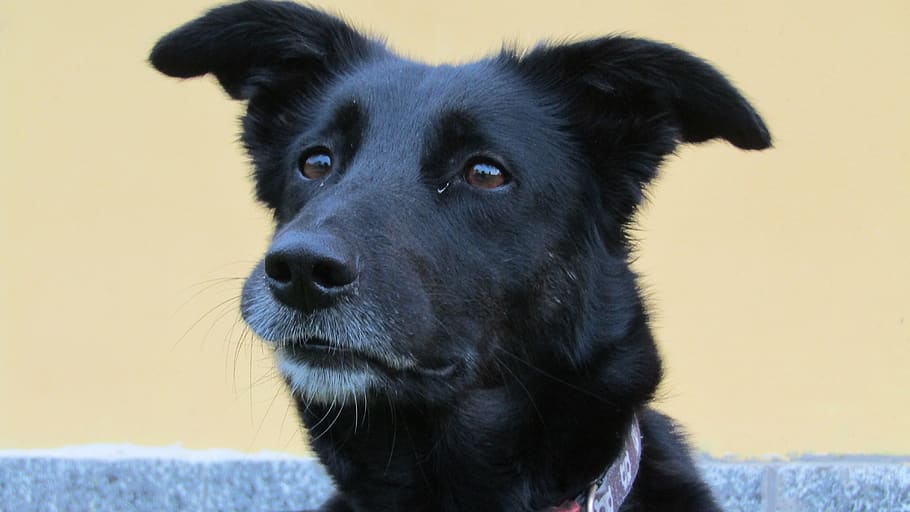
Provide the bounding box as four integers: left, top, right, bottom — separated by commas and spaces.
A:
276, 352, 379, 404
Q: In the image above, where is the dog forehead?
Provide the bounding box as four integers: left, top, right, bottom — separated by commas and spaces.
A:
327, 58, 546, 136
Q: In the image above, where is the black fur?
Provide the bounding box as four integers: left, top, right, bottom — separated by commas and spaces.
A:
150, 2, 770, 511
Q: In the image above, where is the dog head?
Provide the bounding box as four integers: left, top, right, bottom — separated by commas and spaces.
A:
151, 0, 770, 406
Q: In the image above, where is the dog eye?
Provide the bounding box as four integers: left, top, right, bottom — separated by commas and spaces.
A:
465, 161, 509, 189
298, 150, 333, 180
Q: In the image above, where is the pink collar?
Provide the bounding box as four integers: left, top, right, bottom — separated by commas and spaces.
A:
547, 416, 642, 512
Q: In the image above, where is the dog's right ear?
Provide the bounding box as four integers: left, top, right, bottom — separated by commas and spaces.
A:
149, 0, 383, 100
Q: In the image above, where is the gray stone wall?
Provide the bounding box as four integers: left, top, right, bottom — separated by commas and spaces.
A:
702, 456, 910, 512
1, 448, 907, 511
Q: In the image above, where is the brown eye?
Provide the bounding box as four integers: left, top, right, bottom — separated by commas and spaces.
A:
465, 161, 509, 189
298, 150, 333, 180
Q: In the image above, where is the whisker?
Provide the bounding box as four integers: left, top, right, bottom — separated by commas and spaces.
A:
231, 324, 252, 394
352, 364, 360, 435
492, 353, 547, 429
401, 418, 431, 489
312, 394, 346, 442
200, 298, 242, 348
493, 346, 611, 405
249, 328, 255, 428
362, 387, 369, 433
309, 395, 337, 433
172, 295, 239, 350
249, 381, 284, 450
384, 394, 397, 473
279, 397, 296, 449
282, 412, 303, 451
171, 277, 245, 317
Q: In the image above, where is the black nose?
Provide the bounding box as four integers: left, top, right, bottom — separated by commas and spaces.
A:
263, 231, 358, 312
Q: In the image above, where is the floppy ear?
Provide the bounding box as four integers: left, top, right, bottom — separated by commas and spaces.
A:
517, 36, 771, 150
149, 0, 383, 100
514, 36, 771, 224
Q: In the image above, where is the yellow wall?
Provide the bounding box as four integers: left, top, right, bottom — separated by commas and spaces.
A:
1, 0, 907, 457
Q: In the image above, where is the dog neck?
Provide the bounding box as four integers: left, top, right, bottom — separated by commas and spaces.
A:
300, 366, 650, 511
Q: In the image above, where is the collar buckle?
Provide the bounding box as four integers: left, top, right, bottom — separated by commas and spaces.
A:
584, 481, 598, 512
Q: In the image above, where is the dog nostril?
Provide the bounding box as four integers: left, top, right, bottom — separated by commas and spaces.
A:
312, 261, 355, 289
264, 256, 293, 284
263, 233, 357, 312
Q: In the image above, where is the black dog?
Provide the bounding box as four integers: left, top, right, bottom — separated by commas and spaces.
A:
151, 2, 770, 510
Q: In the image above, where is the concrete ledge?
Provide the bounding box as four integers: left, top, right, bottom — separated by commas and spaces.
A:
700, 456, 910, 512
2, 447, 908, 511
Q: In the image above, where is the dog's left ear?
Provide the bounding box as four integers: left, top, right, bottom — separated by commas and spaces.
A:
517, 36, 771, 150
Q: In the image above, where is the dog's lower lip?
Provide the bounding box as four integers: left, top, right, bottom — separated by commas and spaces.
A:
283, 339, 350, 360
280, 339, 457, 377
412, 361, 458, 378
295, 337, 334, 351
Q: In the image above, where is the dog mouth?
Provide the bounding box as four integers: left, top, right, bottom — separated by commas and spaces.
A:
280, 337, 402, 371
278, 337, 458, 379
274, 337, 460, 404
241, 284, 459, 400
